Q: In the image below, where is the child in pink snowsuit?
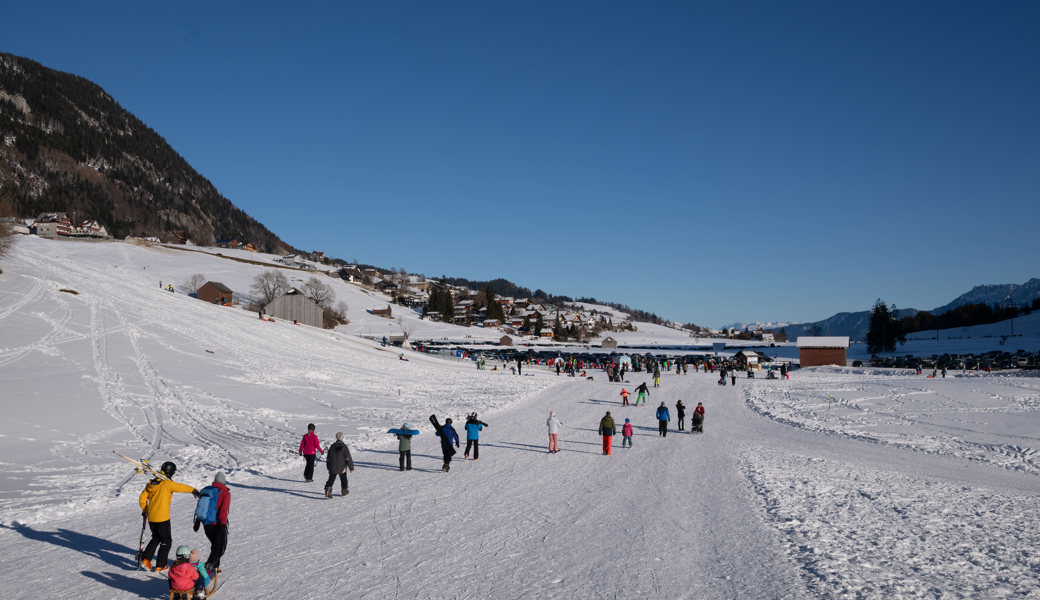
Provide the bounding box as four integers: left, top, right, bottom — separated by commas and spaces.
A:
622, 418, 633, 448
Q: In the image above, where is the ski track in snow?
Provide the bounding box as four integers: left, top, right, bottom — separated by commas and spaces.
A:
1, 237, 1040, 599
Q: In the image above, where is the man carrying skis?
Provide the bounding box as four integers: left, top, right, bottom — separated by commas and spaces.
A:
437, 418, 460, 472
464, 413, 487, 460
193, 472, 230, 574
139, 461, 200, 572
324, 432, 355, 498
299, 423, 324, 482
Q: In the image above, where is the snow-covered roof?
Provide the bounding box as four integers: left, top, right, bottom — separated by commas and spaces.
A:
796, 336, 850, 348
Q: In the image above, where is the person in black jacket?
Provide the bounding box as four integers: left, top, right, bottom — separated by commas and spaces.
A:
437, 418, 460, 472
675, 400, 687, 431
324, 432, 355, 498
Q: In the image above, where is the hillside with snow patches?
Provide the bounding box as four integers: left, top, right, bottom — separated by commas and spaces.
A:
1, 236, 1039, 599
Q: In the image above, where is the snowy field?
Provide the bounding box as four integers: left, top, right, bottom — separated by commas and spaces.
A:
1, 236, 1039, 599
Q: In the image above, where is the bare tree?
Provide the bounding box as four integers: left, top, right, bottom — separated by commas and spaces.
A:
301, 276, 335, 309
397, 315, 415, 341
251, 270, 290, 305
185, 273, 206, 294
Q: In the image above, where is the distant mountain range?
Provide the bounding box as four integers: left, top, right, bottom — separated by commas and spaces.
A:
746, 278, 1040, 341
0, 52, 291, 251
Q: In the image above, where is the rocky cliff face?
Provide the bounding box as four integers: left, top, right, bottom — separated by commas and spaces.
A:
0, 51, 291, 251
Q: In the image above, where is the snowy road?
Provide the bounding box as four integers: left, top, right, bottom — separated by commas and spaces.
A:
2, 238, 1039, 599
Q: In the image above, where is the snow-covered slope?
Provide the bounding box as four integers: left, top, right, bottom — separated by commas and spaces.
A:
1, 236, 1038, 599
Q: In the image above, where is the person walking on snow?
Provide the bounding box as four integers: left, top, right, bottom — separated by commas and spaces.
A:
464, 413, 487, 460
620, 388, 630, 406
546, 411, 563, 453
299, 423, 324, 482
139, 461, 200, 572
192, 471, 230, 574
599, 411, 616, 455
655, 402, 671, 437
653, 365, 661, 388
324, 432, 354, 498
396, 423, 414, 471
675, 400, 687, 431
437, 418, 460, 472
622, 418, 633, 448
634, 382, 650, 406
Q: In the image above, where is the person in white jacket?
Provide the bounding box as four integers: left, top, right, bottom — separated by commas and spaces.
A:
546, 411, 563, 453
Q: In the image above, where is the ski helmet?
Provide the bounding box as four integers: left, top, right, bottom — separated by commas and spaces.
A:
160, 461, 176, 478
175, 545, 191, 559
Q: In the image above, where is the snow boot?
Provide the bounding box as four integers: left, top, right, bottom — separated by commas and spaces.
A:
140, 558, 152, 571
324, 489, 332, 499
341, 489, 349, 496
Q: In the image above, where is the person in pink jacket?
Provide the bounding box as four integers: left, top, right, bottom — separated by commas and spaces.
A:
168, 546, 210, 599
621, 418, 634, 448
298, 423, 324, 482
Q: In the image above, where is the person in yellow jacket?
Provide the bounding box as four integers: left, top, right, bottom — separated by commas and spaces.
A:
139, 461, 199, 572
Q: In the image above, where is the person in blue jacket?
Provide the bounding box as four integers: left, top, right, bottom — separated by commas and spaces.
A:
464, 413, 488, 460
655, 402, 671, 437
438, 418, 460, 472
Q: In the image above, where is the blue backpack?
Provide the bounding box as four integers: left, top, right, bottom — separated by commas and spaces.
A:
194, 486, 220, 525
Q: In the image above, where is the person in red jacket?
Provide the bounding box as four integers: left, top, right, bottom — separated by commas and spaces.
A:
193, 472, 230, 574
298, 423, 324, 482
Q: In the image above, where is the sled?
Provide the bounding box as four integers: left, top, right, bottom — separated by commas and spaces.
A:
387, 428, 420, 436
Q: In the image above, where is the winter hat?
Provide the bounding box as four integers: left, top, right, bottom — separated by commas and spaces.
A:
625, 418, 630, 423
445, 418, 453, 424
307, 423, 316, 431
175, 545, 191, 559
402, 422, 410, 429
550, 411, 555, 417
213, 472, 226, 485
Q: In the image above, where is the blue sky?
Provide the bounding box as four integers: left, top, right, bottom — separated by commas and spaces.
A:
3, 2, 1038, 327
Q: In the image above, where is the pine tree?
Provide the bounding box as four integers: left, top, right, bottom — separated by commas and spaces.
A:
867, 299, 903, 354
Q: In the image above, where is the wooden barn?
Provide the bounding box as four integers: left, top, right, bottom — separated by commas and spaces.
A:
197, 281, 233, 305
265, 288, 324, 328
796, 337, 850, 367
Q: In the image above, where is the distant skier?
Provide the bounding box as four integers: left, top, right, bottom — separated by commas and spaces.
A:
546, 411, 563, 453
598, 411, 616, 455
621, 418, 633, 448
298, 423, 324, 483
634, 382, 650, 406
464, 413, 487, 460
437, 417, 460, 472
324, 432, 354, 498
139, 461, 200, 572
675, 400, 687, 431
192, 471, 230, 574
655, 402, 670, 437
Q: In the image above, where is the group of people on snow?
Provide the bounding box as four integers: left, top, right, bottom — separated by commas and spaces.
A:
137, 461, 229, 599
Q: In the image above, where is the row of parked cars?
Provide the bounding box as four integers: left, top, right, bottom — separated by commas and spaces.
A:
868, 350, 1039, 371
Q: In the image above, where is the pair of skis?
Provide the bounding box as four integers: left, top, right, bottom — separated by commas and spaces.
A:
114, 451, 169, 570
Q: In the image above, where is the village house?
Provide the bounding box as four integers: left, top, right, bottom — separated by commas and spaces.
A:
33, 213, 72, 239
265, 288, 324, 328
370, 305, 393, 319
197, 281, 234, 305
797, 337, 850, 367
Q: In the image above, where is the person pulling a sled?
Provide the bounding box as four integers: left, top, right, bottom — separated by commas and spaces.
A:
193, 471, 230, 574
168, 545, 211, 600
324, 432, 355, 497
139, 461, 200, 572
